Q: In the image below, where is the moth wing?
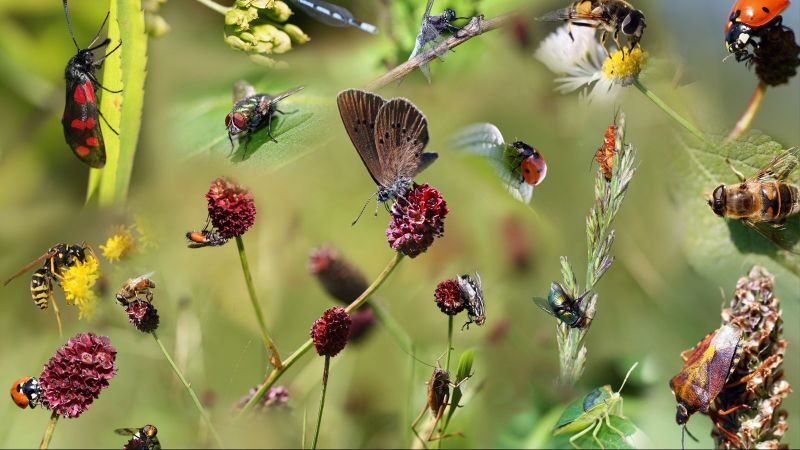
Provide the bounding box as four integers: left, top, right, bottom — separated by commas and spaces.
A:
233, 80, 257, 103
337, 89, 386, 185
754, 147, 800, 182
373, 98, 433, 182
61, 75, 106, 168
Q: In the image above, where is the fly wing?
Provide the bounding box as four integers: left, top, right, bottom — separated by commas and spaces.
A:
373, 98, 434, 182
267, 86, 305, 108
423, 0, 435, 22
290, 0, 377, 33
337, 89, 387, 185
743, 220, 800, 255
754, 147, 800, 182
533, 297, 558, 317
233, 80, 257, 103
114, 428, 139, 436
61, 75, 106, 168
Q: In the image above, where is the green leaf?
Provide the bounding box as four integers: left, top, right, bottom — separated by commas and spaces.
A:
172, 81, 332, 168
87, 0, 147, 206
679, 132, 800, 279
443, 349, 475, 429
548, 415, 647, 449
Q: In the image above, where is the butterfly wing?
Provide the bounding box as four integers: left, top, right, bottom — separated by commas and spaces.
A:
337, 89, 387, 185
233, 80, 257, 103
373, 98, 434, 184
62, 74, 106, 168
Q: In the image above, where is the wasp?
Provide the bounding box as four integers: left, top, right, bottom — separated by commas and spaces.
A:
458, 273, 485, 330
4, 243, 94, 310
709, 147, 800, 250
186, 229, 228, 248
536, 0, 646, 57
115, 424, 160, 450
115, 273, 156, 306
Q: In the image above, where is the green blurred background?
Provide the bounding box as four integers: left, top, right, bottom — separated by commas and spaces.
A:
0, 0, 798, 448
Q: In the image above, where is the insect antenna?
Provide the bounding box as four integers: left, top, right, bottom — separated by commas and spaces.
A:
62, 0, 81, 51
681, 424, 699, 449
617, 361, 639, 393
86, 12, 112, 49
351, 192, 376, 226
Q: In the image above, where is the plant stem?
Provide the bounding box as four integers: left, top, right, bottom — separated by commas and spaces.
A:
633, 79, 712, 146
38, 411, 59, 450
725, 82, 766, 143
151, 332, 225, 448
235, 236, 282, 369
239, 253, 404, 416
366, 12, 517, 90
194, 0, 230, 15
370, 300, 413, 354
445, 316, 453, 373
311, 356, 330, 450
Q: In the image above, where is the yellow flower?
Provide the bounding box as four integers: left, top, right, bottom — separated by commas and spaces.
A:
60, 255, 100, 320
133, 216, 158, 251
602, 47, 648, 86
100, 227, 135, 262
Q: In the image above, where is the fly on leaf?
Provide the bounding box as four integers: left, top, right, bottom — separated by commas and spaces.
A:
225, 80, 304, 153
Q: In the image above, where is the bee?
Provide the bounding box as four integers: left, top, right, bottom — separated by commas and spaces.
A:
458, 273, 485, 330
709, 147, 800, 249
115, 273, 156, 306
10, 377, 41, 409
536, 0, 646, 57
186, 230, 228, 248
4, 243, 94, 310
115, 424, 160, 450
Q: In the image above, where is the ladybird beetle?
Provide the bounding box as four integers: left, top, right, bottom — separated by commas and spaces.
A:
725, 0, 791, 61
513, 141, 548, 186
10, 377, 41, 409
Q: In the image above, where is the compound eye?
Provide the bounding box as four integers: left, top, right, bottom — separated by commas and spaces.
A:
232, 113, 247, 130
224, 114, 232, 128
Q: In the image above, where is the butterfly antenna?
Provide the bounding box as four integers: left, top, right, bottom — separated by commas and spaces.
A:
62, 0, 81, 51
352, 192, 375, 226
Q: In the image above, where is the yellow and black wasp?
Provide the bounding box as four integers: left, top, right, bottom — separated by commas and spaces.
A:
115, 424, 160, 450
3, 243, 94, 310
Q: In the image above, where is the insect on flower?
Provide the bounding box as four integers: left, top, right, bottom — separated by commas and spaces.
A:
225, 80, 304, 152
115, 273, 155, 306
458, 273, 485, 330
411, 360, 469, 445
553, 362, 638, 449
116, 424, 161, 450
9, 377, 41, 409
595, 114, 619, 182
186, 229, 228, 248
534, 282, 590, 328
61, 0, 122, 168
536, 0, 646, 58
453, 123, 547, 204
408, 0, 473, 82
725, 0, 791, 62
287, 0, 377, 34
708, 147, 800, 252
337, 89, 438, 221
3, 243, 95, 310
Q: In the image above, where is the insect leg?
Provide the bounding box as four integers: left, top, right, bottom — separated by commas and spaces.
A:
591, 419, 606, 450
96, 108, 120, 135
266, 112, 279, 143
713, 420, 743, 447
425, 403, 446, 442
724, 158, 747, 182
604, 410, 626, 440
568, 421, 594, 449
599, 31, 611, 59
410, 403, 430, 449
93, 40, 123, 64
725, 357, 777, 388
567, 20, 574, 42
88, 73, 123, 93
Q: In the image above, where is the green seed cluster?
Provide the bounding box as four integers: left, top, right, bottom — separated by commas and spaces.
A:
225, 0, 310, 67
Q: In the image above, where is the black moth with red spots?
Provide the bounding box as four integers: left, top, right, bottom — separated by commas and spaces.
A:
61, 0, 121, 169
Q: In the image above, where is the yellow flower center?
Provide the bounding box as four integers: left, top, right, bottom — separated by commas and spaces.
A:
100, 228, 135, 262
60, 255, 100, 320
602, 47, 648, 85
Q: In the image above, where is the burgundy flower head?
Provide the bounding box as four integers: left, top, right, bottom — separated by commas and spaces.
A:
237, 385, 291, 411
753, 24, 800, 86
206, 177, 256, 238
38, 333, 117, 418
310, 307, 352, 357
386, 183, 448, 258
126, 300, 160, 333
308, 246, 368, 305
434, 279, 466, 316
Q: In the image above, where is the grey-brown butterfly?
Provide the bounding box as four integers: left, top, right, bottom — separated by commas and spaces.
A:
336, 89, 438, 221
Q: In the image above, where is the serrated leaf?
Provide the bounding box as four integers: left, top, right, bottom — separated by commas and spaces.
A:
679, 132, 800, 279
172, 81, 333, 168
548, 415, 646, 449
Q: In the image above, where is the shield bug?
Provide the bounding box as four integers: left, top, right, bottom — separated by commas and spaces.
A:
409, 0, 473, 82
553, 362, 638, 449
115, 424, 161, 450
61, 0, 122, 168
533, 282, 590, 328
288, 0, 377, 34
453, 123, 547, 204
10, 377, 41, 409
669, 324, 746, 448
225, 80, 304, 152
458, 273, 485, 330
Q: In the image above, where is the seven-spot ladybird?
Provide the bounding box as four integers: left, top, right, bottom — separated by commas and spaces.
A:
725, 0, 791, 61
10, 377, 41, 409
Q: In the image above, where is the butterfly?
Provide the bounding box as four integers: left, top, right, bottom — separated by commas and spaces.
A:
452, 123, 547, 204
336, 89, 438, 218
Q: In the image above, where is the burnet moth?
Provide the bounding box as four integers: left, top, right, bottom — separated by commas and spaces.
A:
61, 0, 122, 168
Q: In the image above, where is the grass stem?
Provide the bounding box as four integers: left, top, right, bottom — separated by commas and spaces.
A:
311, 356, 330, 450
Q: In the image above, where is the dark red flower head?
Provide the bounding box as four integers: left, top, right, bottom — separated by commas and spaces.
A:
38, 333, 117, 418
237, 385, 291, 411
310, 307, 352, 357
434, 279, 466, 316
386, 183, 448, 258
308, 246, 369, 305
126, 300, 160, 333
754, 24, 800, 86
206, 177, 256, 238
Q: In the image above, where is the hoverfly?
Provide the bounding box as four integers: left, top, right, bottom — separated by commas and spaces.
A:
4, 243, 94, 310
115, 424, 160, 450
458, 273, 485, 330
225, 80, 304, 152
709, 147, 800, 250
536, 0, 646, 57
115, 273, 155, 306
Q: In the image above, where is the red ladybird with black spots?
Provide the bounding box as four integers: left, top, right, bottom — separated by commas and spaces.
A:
61, 0, 121, 168
9, 377, 40, 409
725, 0, 791, 61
